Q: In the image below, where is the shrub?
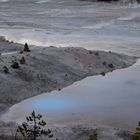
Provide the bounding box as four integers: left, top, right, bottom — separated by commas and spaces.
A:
3, 66, 9, 73
94, 52, 99, 56
88, 132, 98, 140
20, 57, 26, 64
58, 88, 61, 91
102, 61, 107, 66
101, 72, 105, 76
11, 61, 20, 69
132, 121, 140, 140
23, 43, 30, 52
65, 74, 68, 77
19, 50, 24, 54
108, 63, 114, 68
89, 51, 93, 54
15, 111, 53, 140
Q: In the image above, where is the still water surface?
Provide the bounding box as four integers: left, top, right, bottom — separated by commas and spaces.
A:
2, 59, 140, 131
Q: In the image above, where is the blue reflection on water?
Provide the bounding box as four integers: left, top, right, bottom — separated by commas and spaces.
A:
24, 95, 76, 112
35, 99, 72, 110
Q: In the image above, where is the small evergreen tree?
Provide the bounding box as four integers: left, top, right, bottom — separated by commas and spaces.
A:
15, 111, 53, 140
88, 132, 98, 140
132, 121, 140, 140
23, 43, 30, 52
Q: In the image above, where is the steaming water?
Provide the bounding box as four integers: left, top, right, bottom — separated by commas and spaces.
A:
0, 0, 140, 131
0, 0, 140, 56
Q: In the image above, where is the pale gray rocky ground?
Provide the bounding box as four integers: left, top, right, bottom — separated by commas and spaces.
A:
0, 37, 137, 139
0, 122, 133, 140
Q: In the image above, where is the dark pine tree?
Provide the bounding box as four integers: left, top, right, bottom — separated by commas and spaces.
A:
15, 111, 54, 140
23, 43, 30, 52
